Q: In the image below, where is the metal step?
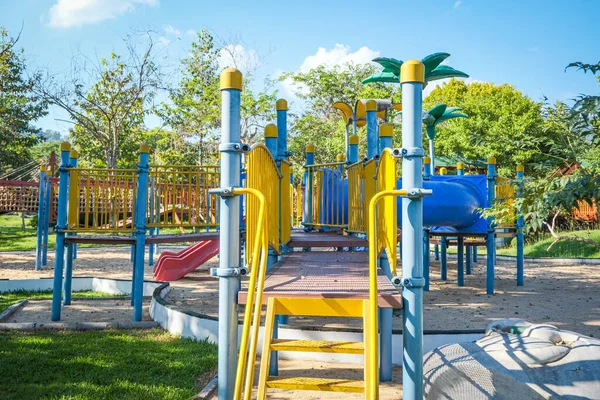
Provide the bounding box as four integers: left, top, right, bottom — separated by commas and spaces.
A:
266, 376, 364, 393
271, 339, 364, 354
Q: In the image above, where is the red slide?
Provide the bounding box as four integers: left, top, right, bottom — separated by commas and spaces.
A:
153, 240, 219, 281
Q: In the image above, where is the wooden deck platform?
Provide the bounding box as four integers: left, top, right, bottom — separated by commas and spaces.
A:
287, 231, 367, 248
238, 251, 402, 309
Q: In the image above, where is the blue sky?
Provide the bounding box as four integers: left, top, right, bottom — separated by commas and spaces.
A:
2, 0, 599, 133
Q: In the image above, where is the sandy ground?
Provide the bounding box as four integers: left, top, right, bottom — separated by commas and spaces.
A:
1, 248, 599, 336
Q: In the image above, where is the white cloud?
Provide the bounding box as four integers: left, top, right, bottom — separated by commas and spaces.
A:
280, 44, 380, 98
217, 44, 261, 73
46, 0, 158, 28
163, 24, 181, 37
454, 1, 462, 8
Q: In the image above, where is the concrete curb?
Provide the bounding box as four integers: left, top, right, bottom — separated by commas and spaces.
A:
195, 375, 218, 400
0, 300, 27, 322
0, 321, 159, 331
439, 252, 600, 264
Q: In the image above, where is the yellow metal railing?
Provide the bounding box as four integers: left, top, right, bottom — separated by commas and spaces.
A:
293, 183, 302, 228
376, 149, 398, 275
347, 161, 366, 233
364, 159, 377, 234
232, 188, 268, 400
148, 165, 220, 229
495, 176, 516, 227
280, 160, 292, 245
66, 168, 137, 233
304, 161, 346, 229
246, 144, 281, 253
367, 189, 407, 399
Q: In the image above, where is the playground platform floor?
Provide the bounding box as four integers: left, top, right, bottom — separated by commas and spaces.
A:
1, 247, 599, 337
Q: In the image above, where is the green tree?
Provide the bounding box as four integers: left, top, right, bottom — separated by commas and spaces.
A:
423, 79, 545, 172
0, 26, 47, 175
281, 63, 401, 176
36, 32, 161, 168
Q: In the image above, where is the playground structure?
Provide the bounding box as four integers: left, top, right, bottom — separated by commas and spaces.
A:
43, 58, 530, 399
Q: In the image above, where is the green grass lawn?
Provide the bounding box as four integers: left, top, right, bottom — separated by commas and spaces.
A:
0, 290, 118, 314
0, 329, 217, 400
440, 229, 600, 259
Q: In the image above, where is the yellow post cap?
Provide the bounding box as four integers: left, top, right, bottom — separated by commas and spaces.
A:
440, 167, 448, 175
69, 150, 79, 159
60, 142, 71, 152
423, 156, 431, 165
487, 156, 497, 165
349, 134, 359, 145
457, 161, 464, 169
305, 144, 316, 153
264, 124, 278, 138
39, 166, 46, 172
516, 165, 524, 172
139, 144, 150, 153
336, 154, 344, 162
379, 123, 393, 137
276, 98, 288, 111
401, 60, 425, 84
220, 68, 243, 91
365, 100, 377, 112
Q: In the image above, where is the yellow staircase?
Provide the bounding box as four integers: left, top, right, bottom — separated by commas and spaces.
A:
256, 297, 377, 398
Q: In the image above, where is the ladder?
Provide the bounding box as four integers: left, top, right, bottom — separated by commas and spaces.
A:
256, 297, 378, 399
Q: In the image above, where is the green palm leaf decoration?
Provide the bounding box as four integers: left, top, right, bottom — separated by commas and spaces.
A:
362, 52, 469, 87
423, 104, 468, 174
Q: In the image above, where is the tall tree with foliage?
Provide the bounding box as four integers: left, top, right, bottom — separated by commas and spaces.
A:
0, 26, 47, 175
36, 32, 161, 168
423, 79, 545, 172
281, 63, 401, 172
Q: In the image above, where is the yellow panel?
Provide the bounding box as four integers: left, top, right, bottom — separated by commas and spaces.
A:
355, 100, 366, 127
67, 168, 80, 230
266, 377, 364, 393
347, 162, 365, 233
331, 102, 353, 124
376, 149, 398, 275
279, 161, 291, 245
273, 297, 364, 318
270, 339, 364, 354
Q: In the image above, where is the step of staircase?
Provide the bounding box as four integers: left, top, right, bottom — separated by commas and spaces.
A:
271, 339, 364, 354
266, 376, 364, 393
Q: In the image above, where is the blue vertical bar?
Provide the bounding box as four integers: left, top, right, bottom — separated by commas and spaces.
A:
516, 165, 525, 286
378, 253, 393, 382
63, 151, 78, 305
366, 101, 378, 159
400, 60, 425, 400
217, 69, 242, 400
148, 178, 155, 266
35, 168, 46, 270
133, 146, 149, 321
466, 245, 472, 275
348, 135, 358, 164
457, 237, 464, 286
473, 245, 478, 263
423, 229, 430, 291
378, 123, 393, 154
276, 99, 288, 161
304, 145, 315, 227
42, 172, 51, 266
51, 143, 72, 321
486, 157, 496, 294
440, 236, 447, 280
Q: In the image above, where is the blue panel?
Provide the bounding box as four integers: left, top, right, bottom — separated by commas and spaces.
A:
397, 175, 488, 234
318, 168, 348, 225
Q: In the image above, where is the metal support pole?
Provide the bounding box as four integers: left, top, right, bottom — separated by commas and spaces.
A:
440, 236, 447, 280
423, 229, 430, 291
265, 124, 278, 159
276, 99, 288, 161
378, 252, 393, 382
516, 165, 525, 286
457, 237, 464, 286
379, 123, 393, 154
486, 157, 497, 295
349, 134, 359, 164
457, 161, 464, 176
133, 145, 149, 322
423, 157, 431, 181
466, 244, 472, 275
400, 60, 425, 400
217, 68, 243, 400
148, 178, 155, 266
304, 145, 315, 228
428, 136, 436, 175
35, 167, 46, 271
51, 142, 72, 321
366, 100, 378, 159
64, 150, 78, 305
42, 169, 51, 266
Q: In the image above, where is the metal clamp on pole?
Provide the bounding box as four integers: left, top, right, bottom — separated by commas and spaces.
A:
219, 143, 251, 153
393, 147, 425, 159
392, 276, 426, 289
405, 188, 433, 198
209, 187, 239, 197
210, 266, 248, 277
